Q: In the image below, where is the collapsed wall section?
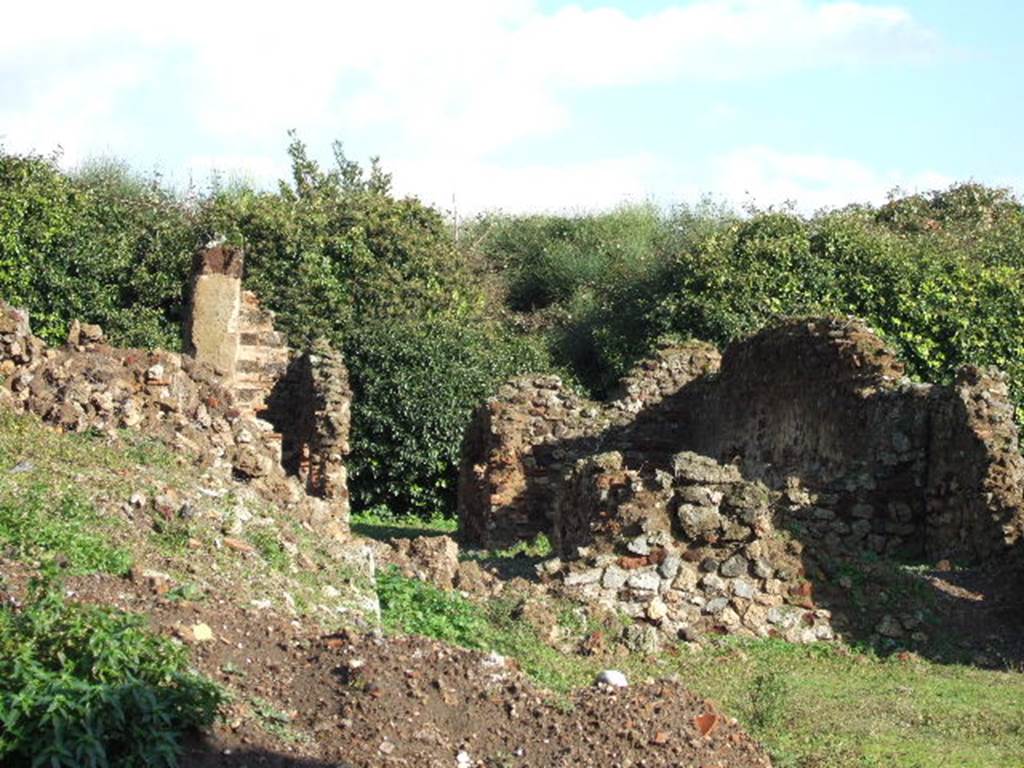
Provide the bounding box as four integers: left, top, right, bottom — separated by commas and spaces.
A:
457, 344, 720, 550
548, 450, 831, 644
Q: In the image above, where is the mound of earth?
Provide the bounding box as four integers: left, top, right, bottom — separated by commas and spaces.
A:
0, 563, 770, 768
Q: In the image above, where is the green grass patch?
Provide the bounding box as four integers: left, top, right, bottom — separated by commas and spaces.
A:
377, 566, 593, 692
655, 638, 1024, 768
0, 582, 224, 767
351, 509, 457, 541
0, 483, 132, 575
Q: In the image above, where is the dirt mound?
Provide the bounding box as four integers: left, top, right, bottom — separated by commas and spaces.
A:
3, 564, 769, 768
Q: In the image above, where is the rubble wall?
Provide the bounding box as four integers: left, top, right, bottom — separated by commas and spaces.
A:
547, 450, 832, 645
457, 344, 719, 550
266, 341, 352, 522
0, 245, 358, 529
459, 316, 1023, 570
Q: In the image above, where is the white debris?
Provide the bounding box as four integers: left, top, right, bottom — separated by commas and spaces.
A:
595, 669, 629, 688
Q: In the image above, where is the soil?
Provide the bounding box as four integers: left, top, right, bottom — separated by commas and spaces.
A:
0, 560, 771, 768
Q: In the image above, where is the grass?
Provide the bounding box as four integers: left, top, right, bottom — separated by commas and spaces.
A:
351, 508, 457, 541
0, 484, 133, 575
377, 566, 593, 693
652, 638, 1024, 767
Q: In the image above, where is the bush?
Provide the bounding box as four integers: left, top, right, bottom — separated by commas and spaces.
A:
346, 317, 549, 517
0, 583, 223, 767
485, 189, 1024, 408
0, 152, 194, 348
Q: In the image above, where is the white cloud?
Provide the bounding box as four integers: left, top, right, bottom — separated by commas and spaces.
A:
0, 1, 939, 210
712, 146, 952, 211
397, 152, 661, 214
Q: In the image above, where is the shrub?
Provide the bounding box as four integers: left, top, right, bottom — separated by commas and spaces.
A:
0, 584, 223, 767
0, 151, 193, 348
346, 317, 549, 517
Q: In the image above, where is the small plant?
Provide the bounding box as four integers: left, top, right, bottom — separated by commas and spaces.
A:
250, 696, 308, 744
0, 581, 224, 767
377, 566, 490, 648
247, 527, 289, 571
745, 666, 790, 733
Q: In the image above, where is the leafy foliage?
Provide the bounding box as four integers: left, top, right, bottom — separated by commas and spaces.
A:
346, 317, 548, 517
473, 187, 1024, 408
0, 584, 223, 767
0, 152, 194, 348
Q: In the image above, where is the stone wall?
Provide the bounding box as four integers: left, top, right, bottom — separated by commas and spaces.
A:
546, 450, 832, 645
0, 299, 284, 487
459, 316, 1024, 635
457, 344, 720, 550
265, 341, 352, 522
0, 245, 358, 528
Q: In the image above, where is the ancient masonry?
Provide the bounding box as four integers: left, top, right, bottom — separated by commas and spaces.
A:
0, 245, 354, 527
458, 317, 1024, 643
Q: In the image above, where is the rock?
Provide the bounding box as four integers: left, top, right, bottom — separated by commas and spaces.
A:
703, 597, 729, 615
677, 504, 722, 540
626, 570, 661, 592
622, 623, 661, 654
594, 669, 629, 688
658, 553, 681, 579
671, 452, 741, 484
646, 596, 668, 622
191, 622, 214, 642
699, 556, 719, 573
601, 565, 628, 590
720, 554, 749, 578
732, 579, 756, 600
626, 535, 651, 556
564, 568, 603, 587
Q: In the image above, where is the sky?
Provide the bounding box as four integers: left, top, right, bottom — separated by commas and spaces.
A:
1, 0, 1021, 214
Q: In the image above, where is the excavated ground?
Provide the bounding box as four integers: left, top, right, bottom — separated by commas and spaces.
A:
0, 560, 771, 768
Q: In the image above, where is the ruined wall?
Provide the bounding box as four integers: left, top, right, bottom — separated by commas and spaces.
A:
548, 450, 832, 645
0, 300, 283, 485
1, 245, 358, 529
185, 246, 290, 419
927, 367, 1024, 560
457, 344, 719, 550
457, 376, 607, 548
266, 341, 352, 522
678, 318, 1023, 562
233, 291, 290, 417
459, 316, 1024, 568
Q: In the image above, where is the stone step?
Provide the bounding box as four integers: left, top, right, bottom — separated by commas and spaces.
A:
240, 330, 288, 347
235, 360, 288, 376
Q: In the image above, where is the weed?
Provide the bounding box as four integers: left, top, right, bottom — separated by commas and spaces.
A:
250, 696, 309, 745
0, 582, 224, 767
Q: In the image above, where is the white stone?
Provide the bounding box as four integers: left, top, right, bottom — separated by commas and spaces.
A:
595, 669, 629, 688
